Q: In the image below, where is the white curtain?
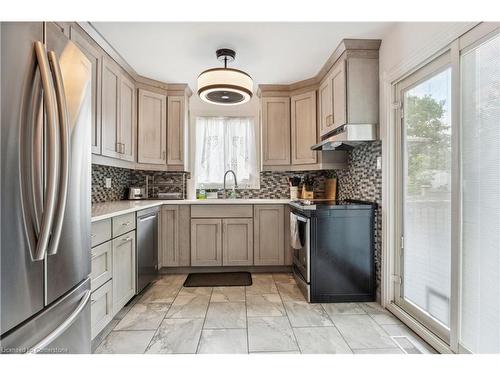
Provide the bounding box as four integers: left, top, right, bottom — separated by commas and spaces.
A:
194, 116, 258, 189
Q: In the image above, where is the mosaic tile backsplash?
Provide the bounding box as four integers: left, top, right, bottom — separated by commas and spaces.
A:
91, 165, 187, 203
91, 141, 382, 298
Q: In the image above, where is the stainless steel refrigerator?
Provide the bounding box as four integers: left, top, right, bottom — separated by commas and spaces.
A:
1, 22, 92, 354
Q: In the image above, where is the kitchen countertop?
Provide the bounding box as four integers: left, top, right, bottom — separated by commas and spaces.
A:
91, 199, 291, 222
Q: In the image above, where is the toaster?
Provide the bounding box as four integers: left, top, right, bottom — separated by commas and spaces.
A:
128, 187, 146, 200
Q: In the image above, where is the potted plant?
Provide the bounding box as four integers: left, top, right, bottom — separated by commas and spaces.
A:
301, 174, 315, 200
324, 170, 337, 200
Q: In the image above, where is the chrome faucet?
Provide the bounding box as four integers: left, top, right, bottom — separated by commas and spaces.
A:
223, 170, 238, 199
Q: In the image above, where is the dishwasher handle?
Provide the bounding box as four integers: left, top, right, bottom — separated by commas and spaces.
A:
137, 213, 157, 222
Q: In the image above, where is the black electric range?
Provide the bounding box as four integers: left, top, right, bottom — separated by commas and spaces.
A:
289, 199, 376, 303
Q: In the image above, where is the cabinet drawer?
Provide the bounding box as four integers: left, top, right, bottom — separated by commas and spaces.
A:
191, 205, 253, 218
91, 219, 111, 247
112, 212, 136, 237
91, 279, 113, 340
91, 241, 112, 291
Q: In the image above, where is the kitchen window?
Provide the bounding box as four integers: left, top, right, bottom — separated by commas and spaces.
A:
194, 116, 259, 189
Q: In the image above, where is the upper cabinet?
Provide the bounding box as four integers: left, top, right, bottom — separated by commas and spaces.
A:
101, 58, 121, 159
318, 46, 379, 137
291, 91, 317, 165
167, 95, 187, 167
137, 88, 167, 165
119, 75, 136, 162
261, 97, 291, 166
69, 26, 102, 155
101, 57, 136, 161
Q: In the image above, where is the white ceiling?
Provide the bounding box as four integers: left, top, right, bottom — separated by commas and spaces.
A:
93, 22, 394, 90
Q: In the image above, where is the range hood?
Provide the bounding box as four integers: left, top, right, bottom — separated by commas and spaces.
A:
311, 124, 377, 151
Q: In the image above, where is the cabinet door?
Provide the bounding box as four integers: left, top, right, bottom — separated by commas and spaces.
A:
291, 91, 317, 165
167, 96, 185, 166
161, 205, 179, 267
69, 26, 102, 155
222, 218, 253, 266
318, 76, 333, 137
90, 241, 112, 291
90, 279, 113, 340
137, 89, 167, 165
191, 219, 222, 266
261, 97, 290, 165
119, 75, 136, 162
331, 59, 347, 129
112, 231, 136, 314
254, 205, 285, 265
101, 58, 121, 159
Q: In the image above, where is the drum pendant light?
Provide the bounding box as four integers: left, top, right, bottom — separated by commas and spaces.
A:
197, 48, 253, 105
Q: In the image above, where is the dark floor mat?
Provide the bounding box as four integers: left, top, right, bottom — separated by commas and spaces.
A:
183, 272, 252, 287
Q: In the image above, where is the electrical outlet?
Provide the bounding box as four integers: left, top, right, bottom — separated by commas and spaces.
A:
105, 177, 112, 188
376, 156, 382, 170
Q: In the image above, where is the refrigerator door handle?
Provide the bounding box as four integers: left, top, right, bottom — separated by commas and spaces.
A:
30, 41, 59, 261
46, 50, 69, 256
27, 290, 91, 354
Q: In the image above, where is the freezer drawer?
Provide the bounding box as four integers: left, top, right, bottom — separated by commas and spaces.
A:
0, 278, 91, 354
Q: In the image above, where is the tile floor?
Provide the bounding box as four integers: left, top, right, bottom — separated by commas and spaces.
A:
93, 273, 437, 354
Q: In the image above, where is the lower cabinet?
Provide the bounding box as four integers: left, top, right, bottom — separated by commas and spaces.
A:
161, 205, 190, 267
254, 205, 285, 265
112, 231, 136, 315
90, 241, 112, 291
90, 280, 113, 340
191, 219, 222, 266
222, 218, 253, 266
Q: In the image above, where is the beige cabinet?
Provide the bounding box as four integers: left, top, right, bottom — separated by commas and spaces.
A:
90, 279, 113, 340
137, 89, 167, 165
318, 76, 333, 136
101, 57, 136, 161
254, 205, 285, 265
319, 56, 378, 137
222, 218, 253, 266
112, 231, 136, 314
90, 241, 112, 291
69, 26, 102, 155
319, 60, 347, 137
191, 219, 222, 266
331, 60, 347, 131
161, 205, 190, 267
119, 76, 136, 162
291, 91, 317, 165
101, 58, 120, 159
167, 96, 186, 166
261, 97, 290, 166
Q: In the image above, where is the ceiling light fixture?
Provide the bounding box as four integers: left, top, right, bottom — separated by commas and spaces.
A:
197, 48, 253, 106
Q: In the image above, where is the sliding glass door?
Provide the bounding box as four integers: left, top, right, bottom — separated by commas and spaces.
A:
460, 31, 500, 353
395, 52, 453, 342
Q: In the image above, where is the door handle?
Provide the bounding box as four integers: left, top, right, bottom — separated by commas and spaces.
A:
46, 50, 70, 256
27, 290, 91, 354
29, 41, 59, 261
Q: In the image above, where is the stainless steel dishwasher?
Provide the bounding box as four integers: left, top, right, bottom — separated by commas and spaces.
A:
136, 207, 159, 294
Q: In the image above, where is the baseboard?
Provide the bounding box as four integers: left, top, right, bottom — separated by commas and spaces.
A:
159, 265, 293, 274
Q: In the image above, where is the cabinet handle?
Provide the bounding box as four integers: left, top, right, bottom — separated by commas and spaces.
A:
122, 236, 132, 242
121, 221, 131, 226
91, 234, 96, 238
